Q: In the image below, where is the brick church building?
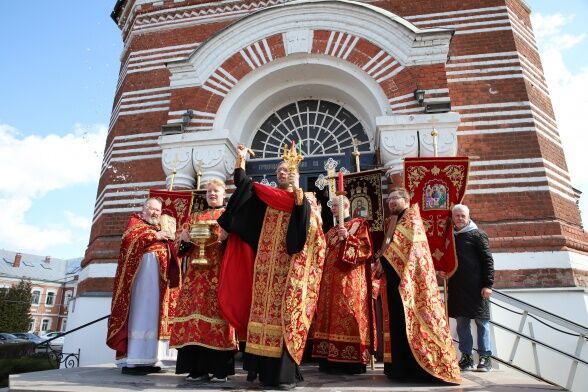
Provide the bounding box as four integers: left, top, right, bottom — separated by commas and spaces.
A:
64, 0, 588, 366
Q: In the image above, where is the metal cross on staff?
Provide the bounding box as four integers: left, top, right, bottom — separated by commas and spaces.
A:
314, 158, 350, 208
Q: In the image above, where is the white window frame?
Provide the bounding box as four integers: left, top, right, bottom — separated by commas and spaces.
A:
31, 288, 42, 305
41, 318, 51, 332
45, 290, 56, 307
64, 291, 72, 309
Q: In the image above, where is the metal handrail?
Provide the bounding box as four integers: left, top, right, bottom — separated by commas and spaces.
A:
35, 314, 110, 347
35, 314, 110, 368
490, 288, 587, 391
491, 289, 588, 336
490, 319, 588, 366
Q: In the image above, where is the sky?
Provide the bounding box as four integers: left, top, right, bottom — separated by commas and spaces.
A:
0, 1, 587, 259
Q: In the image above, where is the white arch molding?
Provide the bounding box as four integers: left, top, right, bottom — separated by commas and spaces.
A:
215, 53, 391, 147
166, 0, 453, 87
159, 0, 459, 183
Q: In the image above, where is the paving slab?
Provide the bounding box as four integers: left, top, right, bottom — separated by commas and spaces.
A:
9, 362, 563, 392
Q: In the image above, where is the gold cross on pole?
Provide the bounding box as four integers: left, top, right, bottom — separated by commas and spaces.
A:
427, 116, 440, 157
168, 154, 179, 191
352, 138, 361, 172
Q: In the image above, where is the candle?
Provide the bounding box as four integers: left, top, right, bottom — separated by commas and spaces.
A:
298, 140, 302, 155
291, 140, 295, 151
338, 171, 344, 193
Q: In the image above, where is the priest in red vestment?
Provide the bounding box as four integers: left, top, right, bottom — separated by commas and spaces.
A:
106, 197, 180, 375
374, 187, 461, 384
217, 144, 326, 390
170, 178, 238, 382
312, 195, 373, 374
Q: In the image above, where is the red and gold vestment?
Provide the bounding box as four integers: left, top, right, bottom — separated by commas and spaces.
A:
106, 213, 180, 359
169, 208, 237, 351
381, 204, 461, 384
245, 190, 326, 365
312, 218, 373, 364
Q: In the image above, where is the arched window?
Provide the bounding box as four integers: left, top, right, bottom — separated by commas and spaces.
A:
251, 100, 370, 158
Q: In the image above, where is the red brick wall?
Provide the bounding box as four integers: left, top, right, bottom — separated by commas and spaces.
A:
86, 0, 587, 291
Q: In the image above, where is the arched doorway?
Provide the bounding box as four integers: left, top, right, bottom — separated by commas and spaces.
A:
246, 98, 376, 231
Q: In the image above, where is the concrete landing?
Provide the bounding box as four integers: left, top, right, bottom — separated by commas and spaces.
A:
9, 362, 563, 392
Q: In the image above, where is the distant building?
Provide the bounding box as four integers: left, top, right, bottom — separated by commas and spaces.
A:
0, 250, 80, 334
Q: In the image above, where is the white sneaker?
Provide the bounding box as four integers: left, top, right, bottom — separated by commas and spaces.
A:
210, 376, 228, 383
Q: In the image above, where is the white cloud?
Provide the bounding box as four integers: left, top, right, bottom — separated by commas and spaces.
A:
0, 124, 106, 254
531, 13, 573, 38
65, 211, 92, 230
532, 12, 588, 223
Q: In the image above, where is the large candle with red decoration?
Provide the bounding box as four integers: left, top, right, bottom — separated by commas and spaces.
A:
338, 171, 344, 193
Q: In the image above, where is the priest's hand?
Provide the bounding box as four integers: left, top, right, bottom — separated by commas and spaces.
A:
288, 171, 300, 189
219, 228, 229, 241
373, 259, 383, 278
156, 231, 172, 241
179, 228, 190, 243
337, 226, 348, 239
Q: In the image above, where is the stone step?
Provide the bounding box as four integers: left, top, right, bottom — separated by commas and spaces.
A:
9, 362, 563, 392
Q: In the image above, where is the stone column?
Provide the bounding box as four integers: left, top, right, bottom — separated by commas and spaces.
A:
159, 134, 236, 189
376, 112, 460, 178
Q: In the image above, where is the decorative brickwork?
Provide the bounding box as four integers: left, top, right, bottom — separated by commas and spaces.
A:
90, 0, 587, 291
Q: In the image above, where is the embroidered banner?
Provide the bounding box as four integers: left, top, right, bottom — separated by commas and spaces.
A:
403, 157, 469, 276
148, 189, 194, 234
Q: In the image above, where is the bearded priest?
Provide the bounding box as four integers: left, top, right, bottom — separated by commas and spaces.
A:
106, 197, 180, 375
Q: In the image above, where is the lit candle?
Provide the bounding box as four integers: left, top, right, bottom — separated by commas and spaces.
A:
338, 171, 344, 193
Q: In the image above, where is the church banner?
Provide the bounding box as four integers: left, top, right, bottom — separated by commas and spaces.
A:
344, 169, 386, 252
403, 157, 469, 276
148, 189, 194, 235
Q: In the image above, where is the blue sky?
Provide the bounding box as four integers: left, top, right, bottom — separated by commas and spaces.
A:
0, 1, 587, 259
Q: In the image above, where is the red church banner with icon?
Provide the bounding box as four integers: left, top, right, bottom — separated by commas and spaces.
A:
403, 157, 469, 277
148, 189, 194, 234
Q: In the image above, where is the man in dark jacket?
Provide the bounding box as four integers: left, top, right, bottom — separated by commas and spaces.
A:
448, 204, 495, 372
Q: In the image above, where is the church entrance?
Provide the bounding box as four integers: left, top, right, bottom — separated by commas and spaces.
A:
245, 99, 376, 232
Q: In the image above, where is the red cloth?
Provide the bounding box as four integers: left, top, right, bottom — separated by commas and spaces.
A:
218, 234, 255, 338
252, 183, 294, 212
106, 214, 180, 358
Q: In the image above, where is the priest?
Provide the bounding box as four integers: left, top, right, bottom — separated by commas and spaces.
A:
217, 143, 326, 390
106, 197, 180, 375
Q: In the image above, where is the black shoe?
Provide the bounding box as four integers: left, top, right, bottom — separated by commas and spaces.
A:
146, 366, 162, 374
121, 366, 150, 375
458, 353, 474, 371
477, 355, 492, 372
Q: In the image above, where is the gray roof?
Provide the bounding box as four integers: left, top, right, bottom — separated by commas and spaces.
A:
0, 249, 81, 284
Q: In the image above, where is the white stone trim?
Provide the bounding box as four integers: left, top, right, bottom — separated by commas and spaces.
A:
167, 0, 453, 89
405, 6, 508, 20
78, 263, 118, 282
493, 251, 588, 272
